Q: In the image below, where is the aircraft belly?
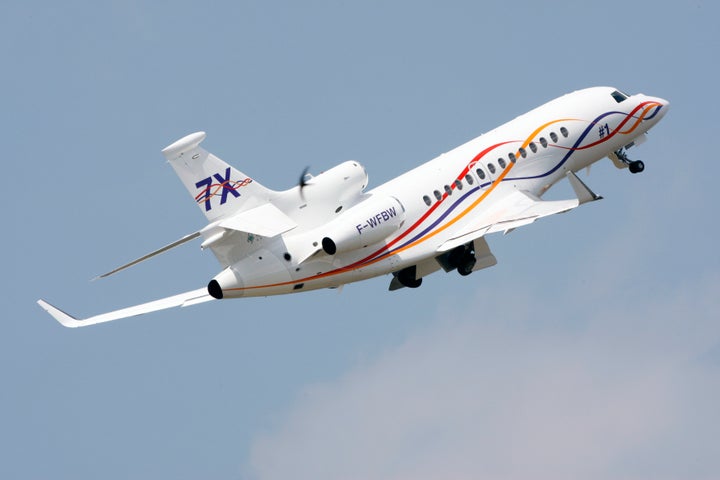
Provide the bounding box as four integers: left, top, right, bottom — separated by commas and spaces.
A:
221, 248, 293, 298
227, 261, 391, 298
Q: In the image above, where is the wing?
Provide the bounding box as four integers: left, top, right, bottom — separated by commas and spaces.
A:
96, 231, 202, 279
97, 203, 297, 278
439, 171, 601, 252
37, 288, 213, 328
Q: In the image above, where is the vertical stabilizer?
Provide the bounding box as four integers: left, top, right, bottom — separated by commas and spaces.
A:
161, 132, 274, 221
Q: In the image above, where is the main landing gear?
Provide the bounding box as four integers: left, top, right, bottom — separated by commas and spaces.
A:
388, 265, 422, 290
447, 244, 477, 276
613, 148, 645, 174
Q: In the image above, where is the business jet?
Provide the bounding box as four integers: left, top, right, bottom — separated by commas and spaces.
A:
37, 87, 669, 327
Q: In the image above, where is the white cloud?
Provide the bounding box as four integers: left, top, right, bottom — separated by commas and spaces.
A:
245, 273, 720, 480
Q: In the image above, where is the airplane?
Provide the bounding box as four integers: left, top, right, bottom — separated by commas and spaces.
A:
37, 86, 669, 327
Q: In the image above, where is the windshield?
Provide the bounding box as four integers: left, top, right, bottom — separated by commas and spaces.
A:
611, 90, 629, 103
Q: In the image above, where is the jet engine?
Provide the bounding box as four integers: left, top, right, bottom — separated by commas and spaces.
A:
303, 161, 368, 204
321, 195, 406, 255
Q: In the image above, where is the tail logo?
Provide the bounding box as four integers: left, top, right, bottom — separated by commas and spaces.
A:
194, 167, 253, 211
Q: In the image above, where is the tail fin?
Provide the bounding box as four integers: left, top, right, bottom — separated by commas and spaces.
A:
161, 132, 274, 222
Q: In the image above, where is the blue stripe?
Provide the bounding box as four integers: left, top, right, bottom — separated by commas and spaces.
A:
644, 105, 662, 120
373, 186, 481, 260
506, 110, 625, 182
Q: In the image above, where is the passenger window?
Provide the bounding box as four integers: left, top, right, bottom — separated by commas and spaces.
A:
498, 158, 506, 169
465, 174, 474, 185
550, 132, 558, 143
434, 190, 442, 200
444, 185, 453, 196
423, 195, 432, 206
487, 163, 496, 174
519, 147, 527, 158
539, 137, 548, 148
529, 142, 537, 153
508, 152, 516, 163
476, 168, 486, 180
455, 179, 463, 190
560, 127, 569, 137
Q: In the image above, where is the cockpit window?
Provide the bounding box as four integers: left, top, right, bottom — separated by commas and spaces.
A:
611, 90, 629, 103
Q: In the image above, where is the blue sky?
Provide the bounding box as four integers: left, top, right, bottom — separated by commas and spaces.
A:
2, 1, 718, 479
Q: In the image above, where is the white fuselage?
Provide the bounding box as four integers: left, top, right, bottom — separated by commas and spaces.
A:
214, 87, 668, 298
37, 86, 670, 328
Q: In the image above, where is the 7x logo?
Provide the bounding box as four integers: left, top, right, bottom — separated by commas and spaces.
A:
195, 167, 252, 211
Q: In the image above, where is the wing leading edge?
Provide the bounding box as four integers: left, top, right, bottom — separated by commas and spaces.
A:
438, 171, 602, 252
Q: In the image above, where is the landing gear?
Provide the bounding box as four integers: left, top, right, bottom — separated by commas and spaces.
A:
613, 148, 645, 174
457, 262, 475, 276
447, 244, 476, 276
628, 160, 645, 174
396, 266, 422, 288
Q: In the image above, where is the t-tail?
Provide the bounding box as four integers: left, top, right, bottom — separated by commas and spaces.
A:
161, 132, 274, 222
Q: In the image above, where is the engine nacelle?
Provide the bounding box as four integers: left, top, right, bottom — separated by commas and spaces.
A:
321, 196, 406, 255
304, 161, 368, 204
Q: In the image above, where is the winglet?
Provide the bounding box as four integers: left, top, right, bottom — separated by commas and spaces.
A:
567, 170, 603, 205
37, 299, 82, 328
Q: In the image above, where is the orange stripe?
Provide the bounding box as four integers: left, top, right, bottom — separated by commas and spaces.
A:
619, 103, 660, 135
385, 118, 576, 257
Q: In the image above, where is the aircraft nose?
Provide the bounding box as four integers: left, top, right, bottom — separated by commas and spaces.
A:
644, 95, 670, 122
656, 97, 670, 122
656, 96, 670, 115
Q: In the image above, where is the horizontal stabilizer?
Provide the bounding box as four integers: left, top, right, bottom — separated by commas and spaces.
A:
219, 203, 297, 237
96, 231, 201, 279
37, 288, 213, 328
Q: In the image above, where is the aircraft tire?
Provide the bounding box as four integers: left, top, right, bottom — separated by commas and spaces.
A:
629, 160, 645, 174
457, 262, 475, 276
